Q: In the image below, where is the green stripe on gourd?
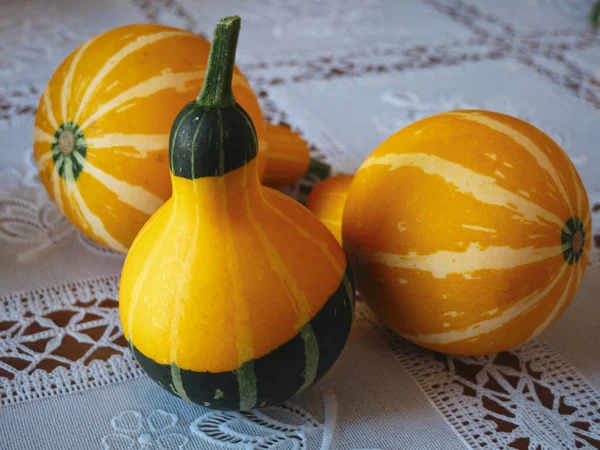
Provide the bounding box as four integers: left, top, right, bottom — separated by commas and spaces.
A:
296, 323, 319, 396
169, 105, 200, 174
171, 363, 191, 402
168, 17, 256, 180
343, 274, 355, 313
236, 361, 258, 411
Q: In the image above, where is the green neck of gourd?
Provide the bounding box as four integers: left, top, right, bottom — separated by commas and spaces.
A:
196, 16, 241, 108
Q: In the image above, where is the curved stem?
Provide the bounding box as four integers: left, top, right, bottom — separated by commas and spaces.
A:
196, 16, 241, 108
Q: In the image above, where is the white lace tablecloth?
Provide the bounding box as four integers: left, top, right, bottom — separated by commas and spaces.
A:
1, 1, 600, 449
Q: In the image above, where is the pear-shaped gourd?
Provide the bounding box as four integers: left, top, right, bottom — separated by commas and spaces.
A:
119, 16, 355, 411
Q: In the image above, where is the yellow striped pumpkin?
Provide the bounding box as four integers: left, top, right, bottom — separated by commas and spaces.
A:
343, 110, 591, 355
33, 24, 267, 253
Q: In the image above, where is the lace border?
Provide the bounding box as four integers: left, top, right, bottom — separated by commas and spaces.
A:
0, 275, 139, 406
1, 352, 143, 407
359, 302, 600, 449
2, 270, 600, 450
0, 275, 120, 321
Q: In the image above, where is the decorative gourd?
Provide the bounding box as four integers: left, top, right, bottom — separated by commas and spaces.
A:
306, 175, 354, 245
33, 24, 311, 253
258, 123, 329, 188
343, 110, 591, 356
119, 16, 355, 411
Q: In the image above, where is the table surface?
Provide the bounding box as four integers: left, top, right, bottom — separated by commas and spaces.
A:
1, 1, 600, 449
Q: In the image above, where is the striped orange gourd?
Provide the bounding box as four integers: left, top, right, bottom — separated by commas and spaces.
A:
33, 24, 267, 253
259, 123, 311, 187
306, 175, 354, 245
343, 110, 591, 355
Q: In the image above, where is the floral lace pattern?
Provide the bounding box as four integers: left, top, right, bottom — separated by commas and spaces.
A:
103, 410, 188, 450
189, 397, 331, 449
102, 392, 337, 450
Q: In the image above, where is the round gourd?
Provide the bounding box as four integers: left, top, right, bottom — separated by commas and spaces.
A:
306, 175, 354, 245
343, 110, 591, 356
258, 123, 331, 189
259, 123, 311, 187
33, 24, 308, 253
119, 17, 355, 411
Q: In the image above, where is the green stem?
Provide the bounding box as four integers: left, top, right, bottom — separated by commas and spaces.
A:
592, 1, 600, 29
308, 158, 331, 180
197, 16, 241, 108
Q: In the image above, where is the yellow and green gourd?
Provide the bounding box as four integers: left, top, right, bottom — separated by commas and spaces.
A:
119, 16, 355, 410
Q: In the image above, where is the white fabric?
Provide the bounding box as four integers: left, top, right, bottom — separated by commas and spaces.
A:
1, 0, 599, 449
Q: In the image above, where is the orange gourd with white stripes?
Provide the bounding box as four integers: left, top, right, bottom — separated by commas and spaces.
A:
33, 24, 266, 253
259, 124, 311, 188
343, 110, 591, 355
306, 175, 354, 245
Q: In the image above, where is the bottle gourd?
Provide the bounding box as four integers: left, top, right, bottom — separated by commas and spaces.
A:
119, 16, 355, 411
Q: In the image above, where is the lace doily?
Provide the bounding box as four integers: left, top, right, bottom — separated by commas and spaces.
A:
360, 298, 600, 450
2, 274, 600, 448
0, 275, 140, 406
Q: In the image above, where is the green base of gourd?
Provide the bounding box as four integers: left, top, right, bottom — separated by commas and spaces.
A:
130, 269, 355, 411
